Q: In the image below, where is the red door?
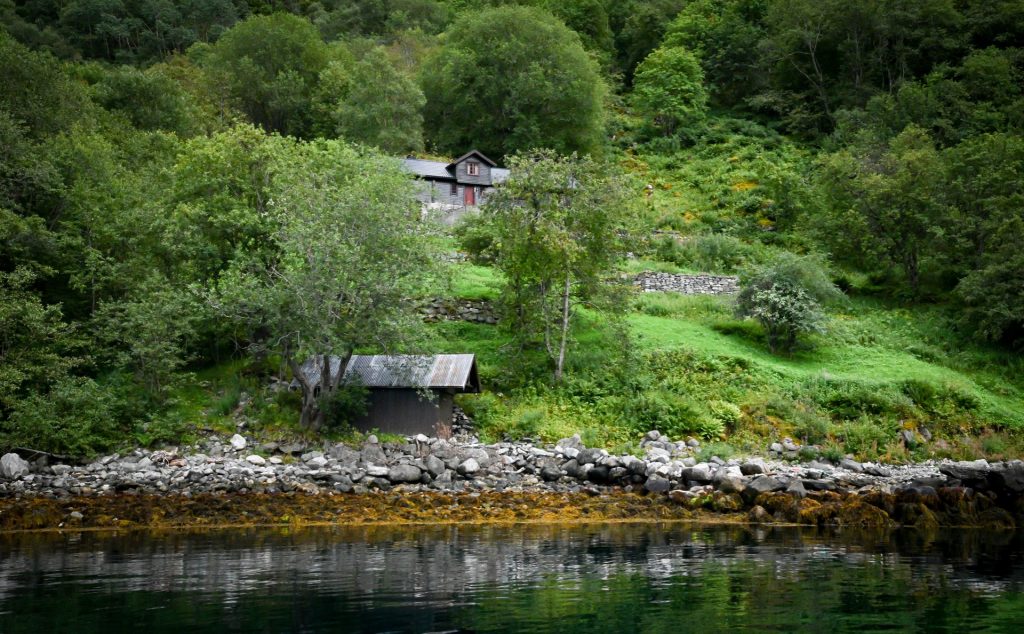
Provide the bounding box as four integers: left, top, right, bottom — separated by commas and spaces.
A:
464, 186, 476, 206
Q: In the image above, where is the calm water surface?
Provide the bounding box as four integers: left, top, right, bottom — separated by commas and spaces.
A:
1, 523, 1023, 633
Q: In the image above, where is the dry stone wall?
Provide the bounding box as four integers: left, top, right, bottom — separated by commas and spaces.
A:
421, 298, 498, 324
634, 272, 740, 295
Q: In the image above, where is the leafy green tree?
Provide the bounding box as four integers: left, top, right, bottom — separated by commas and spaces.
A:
0, 33, 91, 139
610, 0, 686, 82
632, 45, 708, 136
736, 253, 843, 353
955, 218, 1024, 348
483, 151, 634, 382
209, 139, 442, 429
757, 0, 964, 135
421, 5, 605, 159
946, 133, 1024, 346
817, 125, 948, 295
168, 124, 281, 281
541, 0, 615, 69
94, 280, 202, 398
92, 65, 201, 135
200, 13, 329, 136
0, 268, 79, 419
317, 47, 425, 153
663, 0, 767, 107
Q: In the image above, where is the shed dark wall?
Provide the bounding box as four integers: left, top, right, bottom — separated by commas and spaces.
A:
352, 389, 454, 436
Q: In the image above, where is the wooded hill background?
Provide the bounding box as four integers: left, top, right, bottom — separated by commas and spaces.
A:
2, 0, 1022, 460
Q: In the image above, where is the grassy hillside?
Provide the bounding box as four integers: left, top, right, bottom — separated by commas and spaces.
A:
427, 175, 1024, 463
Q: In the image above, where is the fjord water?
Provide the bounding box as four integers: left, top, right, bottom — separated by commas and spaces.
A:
1, 524, 1022, 633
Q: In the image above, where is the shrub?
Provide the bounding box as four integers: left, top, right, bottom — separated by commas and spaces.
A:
683, 234, 758, 273
652, 233, 761, 273
791, 406, 834, 445
708, 400, 742, 431
711, 318, 764, 342
697, 441, 736, 462
507, 408, 545, 440
838, 417, 899, 459
3, 377, 128, 457
811, 379, 915, 421
619, 388, 728, 441
453, 214, 497, 264
736, 253, 843, 353
322, 384, 369, 431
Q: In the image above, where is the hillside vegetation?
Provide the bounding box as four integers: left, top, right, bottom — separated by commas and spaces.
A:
1, 0, 1022, 461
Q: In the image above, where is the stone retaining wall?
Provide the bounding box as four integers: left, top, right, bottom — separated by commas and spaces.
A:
421, 298, 498, 324
634, 272, 740, 295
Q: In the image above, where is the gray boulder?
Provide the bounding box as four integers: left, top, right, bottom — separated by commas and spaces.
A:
684, 464, 713, 483
360, 444, 387, 465
388, 465, 422, 483
740, 460, 766, 476
562, 459, 584, 479
645, 447, 671, 463
280, 442, 306, 455
716, 474, 746, 494
423, 454, 446, 478
991, 461, 1024, 493
557, 434, 584, 451
1, 453, 30, 479
839, 458, 864, 473
540, 463, 563, 482
328, 444, 360, 464
786, 479, 807, 499
644, 475, 672, 493
460, 447, 491, 467
741, 475, 786, 504
802, 479, 836, 492
577, 447, 605, 465
939, 460, 989, 484
229, 434, 247, 451
457, 458, 480, 476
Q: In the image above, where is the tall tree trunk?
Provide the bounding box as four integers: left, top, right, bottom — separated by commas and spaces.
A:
554, 271, 572, 383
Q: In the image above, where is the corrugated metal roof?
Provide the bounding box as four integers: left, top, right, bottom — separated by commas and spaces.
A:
402, 158, 453, 180
344, 354, 477, 389
293, 356, 345, 389
491, 168, 511, 184
293, 354, 478, 391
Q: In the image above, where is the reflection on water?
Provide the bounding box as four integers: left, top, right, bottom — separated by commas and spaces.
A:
1, 524, 1023, 633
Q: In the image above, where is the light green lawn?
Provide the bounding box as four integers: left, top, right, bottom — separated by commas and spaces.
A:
630, 294, 1024, 428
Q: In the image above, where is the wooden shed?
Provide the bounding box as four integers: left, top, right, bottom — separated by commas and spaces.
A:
295, 354, 480, 436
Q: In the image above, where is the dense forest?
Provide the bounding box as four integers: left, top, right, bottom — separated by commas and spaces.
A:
1, 0, 1022, 460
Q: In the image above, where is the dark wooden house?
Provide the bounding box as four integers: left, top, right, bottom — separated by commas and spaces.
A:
402, 150, 510, 224
295, 354, 480, 436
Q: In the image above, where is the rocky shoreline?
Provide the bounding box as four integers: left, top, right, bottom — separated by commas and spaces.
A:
1, 430, 1022, 531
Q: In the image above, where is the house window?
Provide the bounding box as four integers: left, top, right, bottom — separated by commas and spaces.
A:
467, 162, 479, 176
450, 182, 458, 196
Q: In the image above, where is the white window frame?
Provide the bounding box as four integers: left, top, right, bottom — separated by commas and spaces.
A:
467, 162, 480, 176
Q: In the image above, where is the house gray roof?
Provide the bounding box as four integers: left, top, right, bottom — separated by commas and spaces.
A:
402, 150, 507, 186
448, 150, 497, 168
402, 158, 454, 180
293, 354, 479, 392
